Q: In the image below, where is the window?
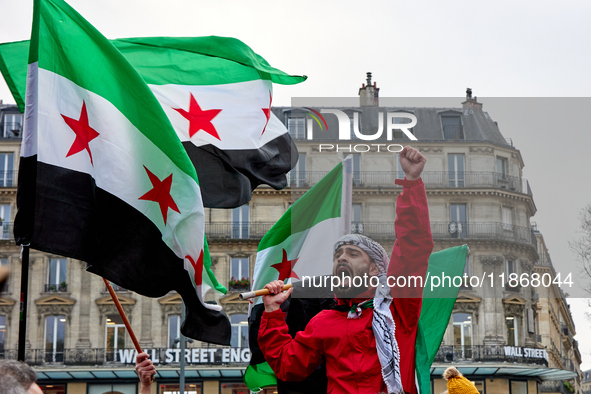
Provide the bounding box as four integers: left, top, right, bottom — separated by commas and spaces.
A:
3, 114, 22, 138
506, 316, 518, 346
105, 314, 125, 362
88, 384, 137, 394
47, 258, 67, 292
0, 315, 5, 354
448, 154, 465, 187
505, 259, 517, 277
45, 315, 66, 362
160, 383, 202, 394
230, 257, 249, 289
352, 153, 361, 186
287, 116, 305, 139
391, 116, 414, 139
106, 281, 126, 292
502, 207, 513, 231
0, 204, 10, 239
230, 314, 249, 348
497, 157, 508, 181
168, 315, 181, 348
232, 205, 249, 239
441, 114, 463, 139
462, 255, 471, 289
352, 203, 363, 234
38, 385, 66, 394
450, 204, 467, 238
473, 381, 485, 394
510, 381, 527, 394
290, 153, 306, 187
395, 153, 405, 180
0, 153, 14, 187
452, 313, 472, 359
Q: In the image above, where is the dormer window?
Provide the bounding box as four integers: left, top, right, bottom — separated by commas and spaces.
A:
441, 114, 464, 140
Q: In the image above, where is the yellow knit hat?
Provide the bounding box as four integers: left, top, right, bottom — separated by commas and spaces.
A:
443, 367, 479, 394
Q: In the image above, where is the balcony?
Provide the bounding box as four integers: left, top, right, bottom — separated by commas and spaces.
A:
0, 171, 17, 187
205, 221, 533, 245
431, 222, 533, 244
286, 171, 531, 196
44, 283, 68, 293
434, 345, 548, 366
205, 222, 275, 240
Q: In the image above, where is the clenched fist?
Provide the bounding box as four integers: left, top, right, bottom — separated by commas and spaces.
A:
399, 146, 426, 180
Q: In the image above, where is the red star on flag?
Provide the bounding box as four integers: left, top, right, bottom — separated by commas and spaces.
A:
173, 93, 222, 140
139, 166, 180, 225
261, 91, 272, 136
61, 101, 100, 165
271, 249, 300, 281
186, 251, 204, 286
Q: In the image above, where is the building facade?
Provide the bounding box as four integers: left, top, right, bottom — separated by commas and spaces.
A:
0, 76, 585, 394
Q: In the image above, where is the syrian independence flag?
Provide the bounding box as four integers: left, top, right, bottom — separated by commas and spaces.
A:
15, 0, 230, 345
250, 156, 353, 307
245, 245, 469, 393
0, 37, 306, 208
244, 158, 353, 391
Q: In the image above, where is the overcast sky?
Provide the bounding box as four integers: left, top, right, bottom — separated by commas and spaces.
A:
1, 0, 590, 370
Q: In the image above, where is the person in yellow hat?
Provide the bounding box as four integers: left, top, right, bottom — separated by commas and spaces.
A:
443, 367, 480, 394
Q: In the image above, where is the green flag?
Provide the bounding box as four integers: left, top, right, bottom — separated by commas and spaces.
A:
415, 245, 469, 394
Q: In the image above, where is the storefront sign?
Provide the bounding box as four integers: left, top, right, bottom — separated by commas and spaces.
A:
118, 348, 251, 364
503, 346, 548, 360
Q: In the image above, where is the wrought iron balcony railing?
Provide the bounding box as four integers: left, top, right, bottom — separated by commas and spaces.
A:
0, 171, 17, 187
44, 283, 68, 293
204, 221, 533, 245
205, 222, 275, 240
0, 222, 14, 241
286, 171, 531, 196
434, 345, 548, 367
1, 122, 23, 139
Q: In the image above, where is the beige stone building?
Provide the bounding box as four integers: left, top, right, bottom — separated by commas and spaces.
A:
0, 76, 585, 394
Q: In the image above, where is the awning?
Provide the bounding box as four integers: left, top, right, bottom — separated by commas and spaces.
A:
430, 364, 577, 381
35, 367, 245, 381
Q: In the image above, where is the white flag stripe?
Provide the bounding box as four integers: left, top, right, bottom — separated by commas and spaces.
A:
36, 68, 204, 266
149, 80, 288, 150
252, 217, 341, 306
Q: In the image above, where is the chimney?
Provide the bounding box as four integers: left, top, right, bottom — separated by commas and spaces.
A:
359, 72, 379, 106
462, 87, 482, 110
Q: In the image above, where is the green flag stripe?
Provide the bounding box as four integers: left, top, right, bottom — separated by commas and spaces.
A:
257, 163, 343, 251
33, 0, 197, 181
0, 37, 306, 113
415, 245, 468, 394
116, 37, 307, 86
0, 41, 28, 112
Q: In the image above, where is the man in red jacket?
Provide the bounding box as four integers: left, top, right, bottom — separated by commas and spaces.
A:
258, 146, 434, 394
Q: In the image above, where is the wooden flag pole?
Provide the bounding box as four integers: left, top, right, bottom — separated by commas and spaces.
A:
103, 278, 142, 352
239, 283, 293, 300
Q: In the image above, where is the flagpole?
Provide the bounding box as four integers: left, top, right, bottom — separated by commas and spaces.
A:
180, 300, 186, 394
17, 246, 30, 361
103, 278, 142, 353
342, 155, 353, 235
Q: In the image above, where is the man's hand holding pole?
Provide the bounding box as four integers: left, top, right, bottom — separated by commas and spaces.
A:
262, 280, 293, 313
136, 352, 156, 394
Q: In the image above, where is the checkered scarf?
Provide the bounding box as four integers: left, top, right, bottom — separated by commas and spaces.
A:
334, 234, 403, 394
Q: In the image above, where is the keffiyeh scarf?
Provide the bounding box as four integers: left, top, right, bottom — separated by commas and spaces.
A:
333, 234, 404, 394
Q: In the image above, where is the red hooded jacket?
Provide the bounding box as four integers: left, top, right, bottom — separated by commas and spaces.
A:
259, 178, 434, 394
